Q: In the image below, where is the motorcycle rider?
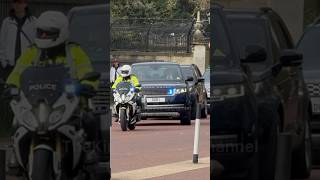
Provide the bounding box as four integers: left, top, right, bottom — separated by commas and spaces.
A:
5, 11, 101, 172
112, 64, 142, 121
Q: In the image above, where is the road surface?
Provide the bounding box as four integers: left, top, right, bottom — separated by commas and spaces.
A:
111, 117, 210, 180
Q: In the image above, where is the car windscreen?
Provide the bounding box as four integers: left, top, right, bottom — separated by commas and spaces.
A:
212, 12, 233, 66
181, 66, 196, 81
227, 17, 271, 70
297, 27, 320, 70
69, 11, 107, 62
132, 64, 184, 82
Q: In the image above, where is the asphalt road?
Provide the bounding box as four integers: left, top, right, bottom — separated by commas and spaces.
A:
111, 117, 210, 180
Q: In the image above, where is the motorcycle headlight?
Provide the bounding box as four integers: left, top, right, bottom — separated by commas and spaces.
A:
125, 92, 134, 102
65, 84, 79, 96
212, 84, 245, 100
49, 106, 65, 125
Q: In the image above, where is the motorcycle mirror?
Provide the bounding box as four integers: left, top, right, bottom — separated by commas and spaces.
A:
81, 72, 101, 82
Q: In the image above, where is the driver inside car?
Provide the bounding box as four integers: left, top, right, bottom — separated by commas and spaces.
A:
5, 11, 101, 173
112, 64, 142, 122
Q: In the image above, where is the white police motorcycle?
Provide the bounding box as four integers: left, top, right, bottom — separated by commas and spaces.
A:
5, 65, 102, 180
113, 82, 140, 131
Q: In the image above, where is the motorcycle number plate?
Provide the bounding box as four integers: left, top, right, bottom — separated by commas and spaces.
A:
147, 98, 165, 103
311, 97, 320, 114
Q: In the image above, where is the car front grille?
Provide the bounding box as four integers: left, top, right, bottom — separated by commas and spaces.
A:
307, 83, 320, 96
142, 88, 168, 95
92, 82, 109, 113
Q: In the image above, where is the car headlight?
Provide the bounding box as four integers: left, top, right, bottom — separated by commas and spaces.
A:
49, 106, 65, 125
212, 84, 245, 100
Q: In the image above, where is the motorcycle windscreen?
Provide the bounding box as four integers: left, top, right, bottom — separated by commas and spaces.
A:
115, 82, 133, 95
20, 65, 70, 106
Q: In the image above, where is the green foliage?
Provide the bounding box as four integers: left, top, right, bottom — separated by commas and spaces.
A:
111, 0, 209, 20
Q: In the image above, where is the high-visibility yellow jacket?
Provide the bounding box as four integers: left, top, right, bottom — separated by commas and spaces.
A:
6, 43, 98, 89
112, 75, 141, 90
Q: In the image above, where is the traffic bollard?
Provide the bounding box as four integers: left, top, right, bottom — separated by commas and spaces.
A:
193, 103, 202, 164
0, 149, 6, 180
275, 133, 293, 180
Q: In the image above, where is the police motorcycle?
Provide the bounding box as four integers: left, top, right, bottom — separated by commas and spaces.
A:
113, 82, 140, 131
4, 65, 102, 180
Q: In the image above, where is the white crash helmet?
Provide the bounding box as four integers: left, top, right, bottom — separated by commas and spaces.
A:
120, 65, 132, 78
35, 11, 69, 49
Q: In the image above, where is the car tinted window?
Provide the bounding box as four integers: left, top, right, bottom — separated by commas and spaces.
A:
69, 12, 107, 62
298, 27, 320, 70
181, 67, 197, 81
132, 64, 183, 82
212, 12, 233, 66
228, 17, 271, 70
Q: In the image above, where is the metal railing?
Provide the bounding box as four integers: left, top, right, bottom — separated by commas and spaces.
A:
111, 18, 195, 53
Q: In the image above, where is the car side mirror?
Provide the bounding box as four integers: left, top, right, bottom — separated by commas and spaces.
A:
186, 76, 194, 82
81, 72, 101, 82
280, 49, 302, 67
241, 45, 267, 63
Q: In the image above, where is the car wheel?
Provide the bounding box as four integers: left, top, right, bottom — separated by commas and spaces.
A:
201, 98, 208, 118
180, 111, 191, 125
291, 113, 312, 179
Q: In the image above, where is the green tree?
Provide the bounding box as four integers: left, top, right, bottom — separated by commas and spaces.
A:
111, 0, 209, 20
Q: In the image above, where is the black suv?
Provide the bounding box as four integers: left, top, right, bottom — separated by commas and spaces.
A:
211, 5, 260, 179
181, 64, 208, 119
225, 7, 312, 179
131, 62, 193, 125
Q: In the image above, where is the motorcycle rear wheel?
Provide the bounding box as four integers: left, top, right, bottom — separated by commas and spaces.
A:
30, 149, 54, 180
119, 109, 127, 131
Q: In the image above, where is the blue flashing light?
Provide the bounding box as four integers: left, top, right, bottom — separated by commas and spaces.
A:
167, 88, 176, 95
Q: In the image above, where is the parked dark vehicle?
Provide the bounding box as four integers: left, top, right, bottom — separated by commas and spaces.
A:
180, 64, 208, 119
297, 18, 320, 164
131, 62, 193, 125
211, 5, 260, 180
69, 4, 110, 179
225, 7, 312, 179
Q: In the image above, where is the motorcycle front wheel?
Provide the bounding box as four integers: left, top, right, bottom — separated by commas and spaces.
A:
30, 149, 54, 180
119, 109, 127, 131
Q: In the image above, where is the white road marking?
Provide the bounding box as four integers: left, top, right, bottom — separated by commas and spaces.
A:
111, 157, 210, 180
